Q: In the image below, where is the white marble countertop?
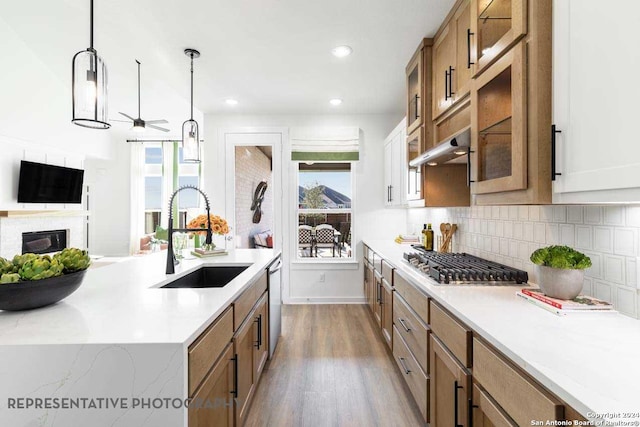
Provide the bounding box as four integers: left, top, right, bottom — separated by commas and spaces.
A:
0, 249, 279, 346
364, 240, 640, 419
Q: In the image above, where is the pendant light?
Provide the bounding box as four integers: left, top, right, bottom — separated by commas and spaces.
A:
72, 0, 110, 129
182, 48, 201, 163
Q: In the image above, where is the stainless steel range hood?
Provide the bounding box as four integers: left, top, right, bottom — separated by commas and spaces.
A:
409, 126, 470, 167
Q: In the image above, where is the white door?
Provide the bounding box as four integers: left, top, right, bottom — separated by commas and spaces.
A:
553, 0, 640, 202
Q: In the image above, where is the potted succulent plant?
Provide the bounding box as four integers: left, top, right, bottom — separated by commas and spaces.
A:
530, 245, 592, 300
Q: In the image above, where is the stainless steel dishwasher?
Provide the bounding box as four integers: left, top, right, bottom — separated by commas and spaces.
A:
267, 255, 282, 358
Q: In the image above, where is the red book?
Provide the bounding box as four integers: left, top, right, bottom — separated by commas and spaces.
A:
520, 288, 613, 310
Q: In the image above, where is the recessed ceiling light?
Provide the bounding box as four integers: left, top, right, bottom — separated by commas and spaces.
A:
329, 98, 343, 106
427, 162, 438, 166
332, 45, 353, 58
453, 150, 467, 155
225, 98, 238, 106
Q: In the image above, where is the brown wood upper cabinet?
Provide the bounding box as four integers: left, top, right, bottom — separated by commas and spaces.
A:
406, 39, 434, 135
470, 0, 527, 76
470, 41, 527, 195
433, 0, 472, 120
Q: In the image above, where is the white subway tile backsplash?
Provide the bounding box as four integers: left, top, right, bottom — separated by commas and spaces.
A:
560, 224, 575, 246
567, 206, 583, 224
584, 206, 603, 224
593, 227, 613, 252
614, 228, 637, 256
616, 287, 637, 317
604, 206, 625, 226
413, 205, 640, 318
604, 255, 625, 285
575, 225, 593, 250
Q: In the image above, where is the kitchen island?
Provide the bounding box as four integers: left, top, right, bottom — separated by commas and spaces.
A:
0, 249, 280, 426
364, 240, 640, 423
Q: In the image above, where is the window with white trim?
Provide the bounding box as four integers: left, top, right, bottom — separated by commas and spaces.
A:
296, 162, 353, 260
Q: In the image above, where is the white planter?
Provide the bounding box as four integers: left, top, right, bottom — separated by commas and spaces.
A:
536, 265, 584, 300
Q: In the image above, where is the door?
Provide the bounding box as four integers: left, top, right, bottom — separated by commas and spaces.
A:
471, 41, 527, 195
430, 335, 472, 427
253, 292, 269, 379
267, 256, 282, 358
553, 0, 640, 199
233, 311, 256, 426
454, 0, 473, 99
373, 272, 382, 327
433, 23, 456, 119
381, 278, 393, 349
406, 127, 423, 201
406, 48, 424, 135
367, 263, 376, 314
188, 343, 235, 427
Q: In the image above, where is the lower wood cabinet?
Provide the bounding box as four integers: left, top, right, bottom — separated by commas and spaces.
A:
430, 334, 471, 427
234, 304, 256, 427
393, 326, 428, 422
189, 343, 235, 427
380, 278, 393, 349
373, 271, 383, 327
471, 383, 517, 427
253, 292, 269, 380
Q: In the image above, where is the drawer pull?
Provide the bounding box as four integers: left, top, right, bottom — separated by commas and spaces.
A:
398, 318, 412, 332
398, 357, 412, 375
454, 380, 463, 427
230, 354, 238, 398
254, 314, 262, 350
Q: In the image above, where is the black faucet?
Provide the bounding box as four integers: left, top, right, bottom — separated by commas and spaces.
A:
166, 185, 213, 274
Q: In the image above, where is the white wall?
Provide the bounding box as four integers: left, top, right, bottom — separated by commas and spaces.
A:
203, 113, 406, 303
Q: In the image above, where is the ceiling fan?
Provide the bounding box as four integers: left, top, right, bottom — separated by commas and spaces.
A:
117, 60, 169, 132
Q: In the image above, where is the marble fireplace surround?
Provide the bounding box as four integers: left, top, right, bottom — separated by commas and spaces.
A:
0, 215, 84, 259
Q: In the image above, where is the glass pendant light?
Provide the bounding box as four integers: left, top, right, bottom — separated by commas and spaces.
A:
182, 48, 201, 163
72, 0, 110, 129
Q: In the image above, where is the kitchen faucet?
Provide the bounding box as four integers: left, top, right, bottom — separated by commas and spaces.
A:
166, 185, 213, 274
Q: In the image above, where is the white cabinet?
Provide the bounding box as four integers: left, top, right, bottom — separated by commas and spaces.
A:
553, 0, 640, 203
384, 119, 407, 207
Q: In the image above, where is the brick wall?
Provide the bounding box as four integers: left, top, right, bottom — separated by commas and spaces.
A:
234, 147, 273, 248
407, 205, 640, 318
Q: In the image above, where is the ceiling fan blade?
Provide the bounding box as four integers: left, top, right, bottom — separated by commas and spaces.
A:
119, 112, 136, 121
147, 124, 170, 132
110, 119, 132, 123
145, 119, 168, 124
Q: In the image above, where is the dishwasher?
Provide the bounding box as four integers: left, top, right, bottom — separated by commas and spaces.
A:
267, 255, 282, 358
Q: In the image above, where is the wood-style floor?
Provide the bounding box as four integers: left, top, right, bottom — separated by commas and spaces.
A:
244, 304, 424, 427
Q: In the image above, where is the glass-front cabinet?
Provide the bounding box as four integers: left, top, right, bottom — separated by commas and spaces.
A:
406, 127, 423, 201
470, 0, 527, 75
471, 41, 526, 195
406, 48, 423, 135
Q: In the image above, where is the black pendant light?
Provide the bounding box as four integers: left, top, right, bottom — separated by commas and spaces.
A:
182, 48, 201, 163
72, 0, 110, 129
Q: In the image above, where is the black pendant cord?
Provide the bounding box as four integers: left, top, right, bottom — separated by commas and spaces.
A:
136, 60, 141, 119
89, 0, 94, 50
190, 54, 194, 121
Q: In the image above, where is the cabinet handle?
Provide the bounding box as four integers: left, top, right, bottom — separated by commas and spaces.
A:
454, 381, 463, 427
551, 124, 562, 181
389, 185, 393, 202
466, 147, 475, 187
398, 357, 411, 375
448, 66, 455, 98
467, 29, 475, 68
230, 354, 238, 398
398, 318, 411, 332
445, 70, 450, 100
254, 314, 262, 350
469, 398, 478, 427
414, 94, 420, 120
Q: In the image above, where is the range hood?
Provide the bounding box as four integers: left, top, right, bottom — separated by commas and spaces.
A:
409, 127, 470, 167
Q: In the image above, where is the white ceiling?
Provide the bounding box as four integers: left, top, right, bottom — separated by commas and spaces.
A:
3, 0, 455, 117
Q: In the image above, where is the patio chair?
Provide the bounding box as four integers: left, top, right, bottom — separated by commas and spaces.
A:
298, 225, 314, 257
315, 224, 338, 257
338, 221, 351, 257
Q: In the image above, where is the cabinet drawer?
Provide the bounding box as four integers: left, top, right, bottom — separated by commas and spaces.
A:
393, 293, 429, 374
393, 270, 429, 326
188, 306, 234, 396
472, 383, 517, 427
473, 338, 563, 425
234, 271, 268, 329
393, 326, 428, 422
372, 253, 383, 274
429, 302, 471, 367
381, 260, 394, 284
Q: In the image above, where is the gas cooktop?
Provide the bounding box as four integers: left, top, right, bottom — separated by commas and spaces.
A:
403, 247, 528, 285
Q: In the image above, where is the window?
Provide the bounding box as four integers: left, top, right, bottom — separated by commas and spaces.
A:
143, 143, 201, 234
296, 162, 353, 260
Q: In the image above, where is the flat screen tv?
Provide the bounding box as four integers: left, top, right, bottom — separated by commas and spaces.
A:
17, 161, 84, 204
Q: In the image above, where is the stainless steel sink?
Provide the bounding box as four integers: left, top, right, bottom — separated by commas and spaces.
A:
162, 266, 250, 289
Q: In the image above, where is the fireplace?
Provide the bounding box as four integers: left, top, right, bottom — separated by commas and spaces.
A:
22, 230, 68, 255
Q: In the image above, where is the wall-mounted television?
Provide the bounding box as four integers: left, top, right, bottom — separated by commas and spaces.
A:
17, 161, 84, 204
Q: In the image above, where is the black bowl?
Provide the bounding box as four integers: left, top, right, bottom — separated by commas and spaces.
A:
0, 270, 87, 311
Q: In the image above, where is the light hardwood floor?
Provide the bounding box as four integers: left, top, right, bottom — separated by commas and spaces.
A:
244, 304, 424, 427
